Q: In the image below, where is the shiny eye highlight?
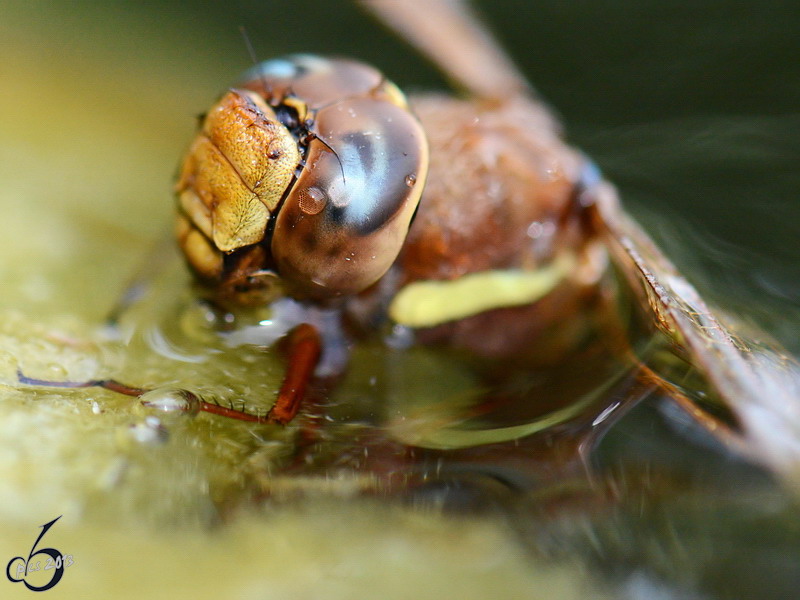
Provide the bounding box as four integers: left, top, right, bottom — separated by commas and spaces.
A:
270, 93, 428, 298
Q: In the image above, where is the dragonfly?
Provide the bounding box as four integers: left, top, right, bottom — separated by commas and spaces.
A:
20, 0, 800, 486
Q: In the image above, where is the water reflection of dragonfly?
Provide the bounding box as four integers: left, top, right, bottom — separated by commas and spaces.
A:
21, 0, 800, 495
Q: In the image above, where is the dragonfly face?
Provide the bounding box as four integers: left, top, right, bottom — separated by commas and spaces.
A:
176, 55, 428, 304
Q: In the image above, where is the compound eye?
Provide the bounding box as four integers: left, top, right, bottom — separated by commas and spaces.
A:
240, 54, 406, 110
271, 96, 428, 299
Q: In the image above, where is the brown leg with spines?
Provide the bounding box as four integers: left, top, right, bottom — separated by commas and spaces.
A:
16, 322, 322, 425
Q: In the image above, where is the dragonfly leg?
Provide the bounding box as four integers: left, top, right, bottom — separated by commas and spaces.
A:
16, 322, 322, 426
267, 323, 323, 425
17, 370, 147, 396
17, 370, 216, 418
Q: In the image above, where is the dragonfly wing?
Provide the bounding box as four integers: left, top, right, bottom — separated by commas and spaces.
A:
361, 0, 530, 101
586, 177, 800, 478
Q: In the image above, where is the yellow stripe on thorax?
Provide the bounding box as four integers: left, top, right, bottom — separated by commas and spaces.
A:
388, 253, 575, 328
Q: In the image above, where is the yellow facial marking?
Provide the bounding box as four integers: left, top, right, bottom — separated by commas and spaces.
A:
175, 214, 223, 280
176, 89, 302, 255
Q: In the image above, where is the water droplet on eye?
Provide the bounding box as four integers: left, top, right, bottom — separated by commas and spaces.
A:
298, 186, 328, 215
526, 220, 555, 240
526, 221, 544, 239
404, 173, 417, 187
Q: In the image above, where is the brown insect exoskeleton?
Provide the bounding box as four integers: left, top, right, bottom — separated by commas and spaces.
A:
22, 0, 800, 481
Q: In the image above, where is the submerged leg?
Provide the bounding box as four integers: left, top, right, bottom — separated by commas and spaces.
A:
17, 371, 147, 396
16, 323, 323, 425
